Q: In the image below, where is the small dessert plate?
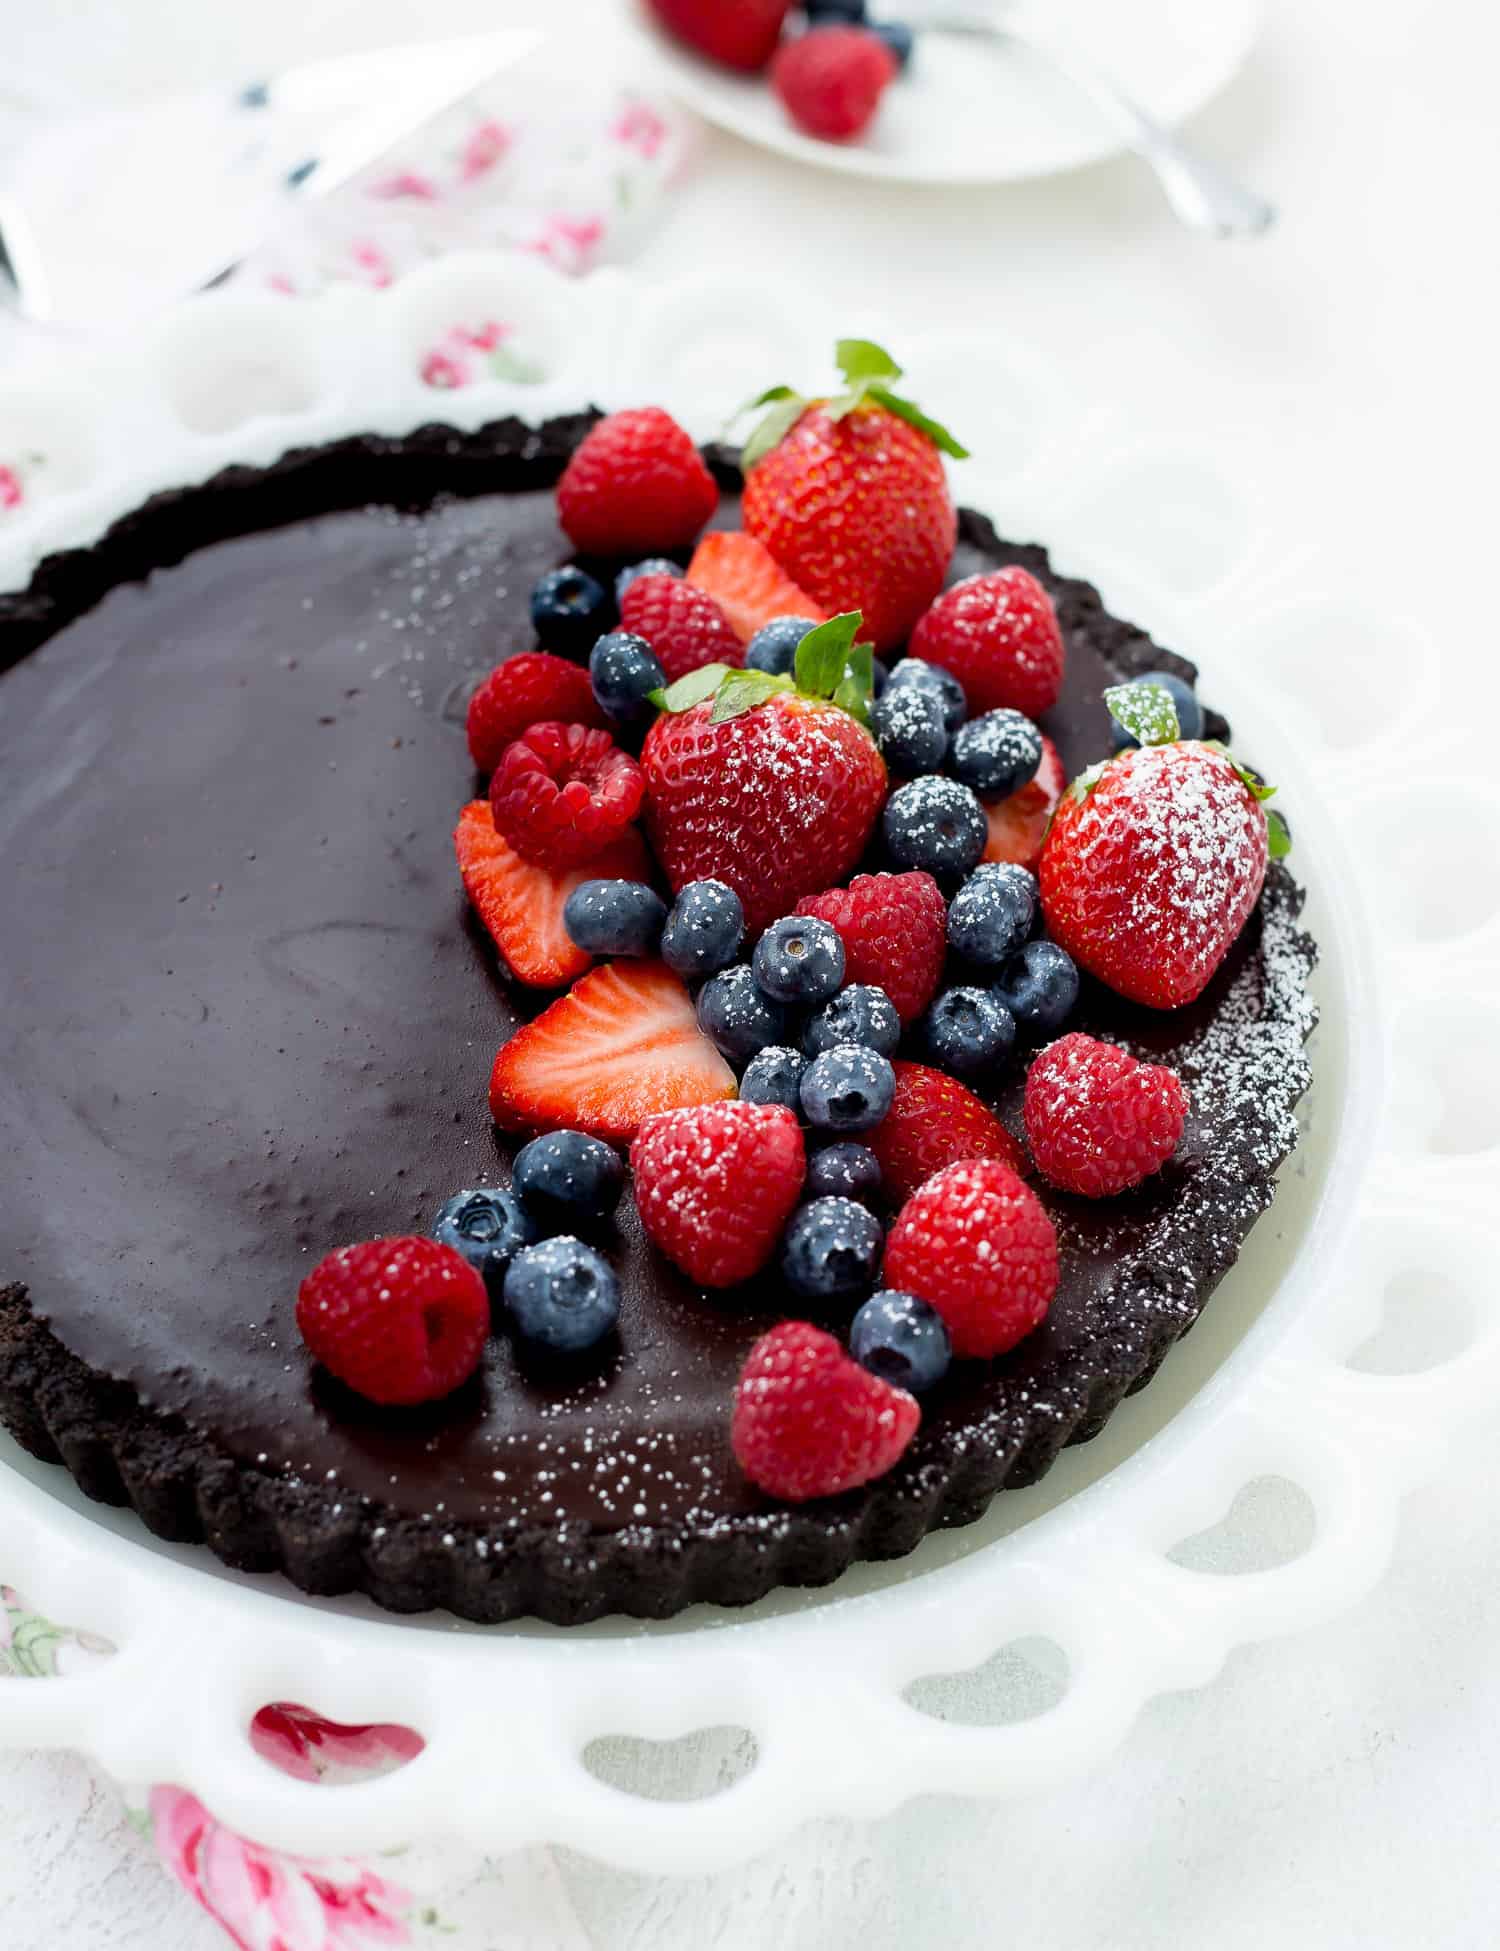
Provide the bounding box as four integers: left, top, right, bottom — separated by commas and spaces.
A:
626, 0, 1264, 186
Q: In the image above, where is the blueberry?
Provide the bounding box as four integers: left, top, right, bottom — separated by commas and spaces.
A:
872, 683, 948, 776
883, 775, 987, 877
745, 614, 818, 676
806, 1141, 883, 1205
806, 0, 867, 17
781, 1197, 884, 1303
740, 1044, 807, 1111
885, 657, 967, 734
992, 939, 1080, 1036
512, 1130, 624, 1231
946, 862, 1038, 967
503, 1236, 619, 1354
589, 630, 665, 728
850, 1291, 950, 1392
920, 985, 1015, 1077
660, 879, 745, 980
615, 558, 682, 605
870, 20, 915, 68
803, 984, 901, 1058
530, 566, 610, 658
1109, 670, 1204, 748
950, 710, 1043, 798
433, 1187, 538, 1300
800, 1044, 896, 1132
562, 879, 667, 957
870, 656, 890, 698
696, 964, 788, 1061
752, 914, 845, 1005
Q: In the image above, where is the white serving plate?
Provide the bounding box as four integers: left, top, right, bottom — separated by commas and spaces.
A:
0, 260, 1493, 1875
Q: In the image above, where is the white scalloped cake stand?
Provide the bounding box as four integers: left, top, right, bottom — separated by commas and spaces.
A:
0, 259, 1493, 1876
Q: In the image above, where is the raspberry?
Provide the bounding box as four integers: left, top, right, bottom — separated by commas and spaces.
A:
296, 1237, 489, 1405
883, 1160, 1058, 1359
556, 408, 719, 557
489, 721, 645, 870
465, 652, 605, 776
619, 574, 744, 683
772, 27, 898, 142
632, 1101, 806, 1288
731, 1321, 920, 1501
795, 871, 946, 1026
1023, 1032, 1189, 1197
866, 1060, 1027, 1200
909, 568, 1065, 719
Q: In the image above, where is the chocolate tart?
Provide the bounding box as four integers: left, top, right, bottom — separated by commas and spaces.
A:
0, 415, 1316, 1624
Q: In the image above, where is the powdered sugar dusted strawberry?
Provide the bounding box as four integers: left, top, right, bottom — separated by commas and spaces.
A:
909, 567, 1065, 719
794, 870, 945, 1027
632, 1100, 806, 1287
1024, 1032, 1188, 1197
620, 575, 745, 683
866, 1060, 1027, 1200
731, 1320, 920, 1501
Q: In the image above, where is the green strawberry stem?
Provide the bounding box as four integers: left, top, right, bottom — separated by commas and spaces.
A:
735, 339, 969, 471
649, 612, 877, 727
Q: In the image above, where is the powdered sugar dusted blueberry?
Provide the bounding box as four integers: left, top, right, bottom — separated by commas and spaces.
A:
503, 1236, 620, 1353
806, 1141, 882, 1205
740, 1044, 808, 1110
782, 1196, 885, 1301
947, 861, 1037, 967
992, 937, 1079, 1036
660, 878, 745, 979
919, 985, 1015, 1077
883, 774, 987, 877
885, 656, 967, 733
800, 1043, 897, 1131
872, 682, 948, 775
950, 708, 1043, 798
752, 914, 846, 1004
697, 964, 789, 1060
850, 1290, 951, 1394
803, 982, 901, 1057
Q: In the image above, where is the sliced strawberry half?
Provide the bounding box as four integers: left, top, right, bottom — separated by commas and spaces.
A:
982, 733, 1065, 871
489, 959, 737, 1139
685, 531, 827, 645
455, 801, 652, 990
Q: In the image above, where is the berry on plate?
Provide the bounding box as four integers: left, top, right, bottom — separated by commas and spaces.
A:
992, 938, 1080, 1037
884, 1159, 1058, 1359
433, 1188, 539, 1300
946, 860, 1037, 967
489, 959, 736, 1139
466, 651, 606, 776
850, 1290, 951, 1394
803, 982, 901, 1058
918, 984, 1015, 1077
489, 721, 645, 871
503, 1237, 620, 1354
752, 913, 846, 1004
297, 1237, 489, 1406
632, 1100, 806, 1287
772, 25, 898, 142
556, 407, 718, 557
910, 567, 1065, 719
686, 531, 827, 644
619, 573, 744, 683
782, 1196, 885, 1301
800, 1044, 896, 1132
982, 733, 1065, 870
696, 963, 789, 1061
807, 1139, 883, 1205
659, 878, 746, 978
1024, 1031, 1189, 1197
796, 869, 946, 1027
511, 1130, 625, 1232
562, 878, 668, 957
645, 0, 791, 70
739, 1043, 808, 1110
731, 1320, 920, 1502
739, 338, 966, 653
866, 1059, 1026, 1200
454, 800, 652, 989
882, 774, 987, 878
589, 631, 666, 730
530, 566, 611, 658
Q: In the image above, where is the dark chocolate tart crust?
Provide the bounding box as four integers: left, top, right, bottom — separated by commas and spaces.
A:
0, 415, 1316, 1624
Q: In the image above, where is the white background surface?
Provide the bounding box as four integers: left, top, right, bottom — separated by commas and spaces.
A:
2, 0, 1498, 1945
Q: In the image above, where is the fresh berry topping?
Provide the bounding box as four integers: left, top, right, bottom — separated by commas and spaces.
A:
910, 568, 1065, 719
918, 985, 1015, 1077
696, 963, 789, 1060
296, 1238, 489, 1406
646, 0, 792, 71
659, 878, 746, 979
882, 774, 987, 878
616, 557, 683, 604
796, 870, 946, 1027
433, 1188, 538, 1300
489, 722, 645, 871
530, 566, 611, 658
950, 709, 1042, 798
866, 1059, 1027, 1200
752, 913, 846, 1004
739, 1044, 808, 1110
807, 0, 867, 17
870, 19, 914, 66
731, 1321, 920, 1502
632, 1100, 806, 1287
1024, 1032, 1189, 1198
562, 878, 668, 957
772, 25, 898, 141
1109, 670, 1203, 749
512, 1129, 625, 1231
489, 959, 736, 1139
982, 733, 1065, 870
800, 1043, 897, 1131
1039, 740, 1272, 1009
992, 938, 1080, 1037
884, 1159, 1058, 1358
454, 800, 652, 989
782, 1197, 885, 1301
806, 1140, 882, 1205
946, 860, 1038, 967
740, 340, 964, 653
589, 631, 666, 730
556, 408, 718, 557
686, 531, 828, 644
850, 1290, 950, 1393
619, 574, 744, 683
503, 1237, 620, 1354
745, 614, 819, 675
803, 982, 901, 1057
466, 652, 605, 776
871, 683, 948, 776
885, 656, 967, 733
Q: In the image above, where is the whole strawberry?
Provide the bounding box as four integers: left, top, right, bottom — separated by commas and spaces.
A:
732, 1320, 920, 1502
908, 568, 1065, 720
740, 339, 967, 653
1024, 1032, 1188, 1198
1039, 683, 1283, 1010
640, 614, 887, 933
646, 0, 790, 71
556, 407, 718, 557
633, 1101, 806, 1287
